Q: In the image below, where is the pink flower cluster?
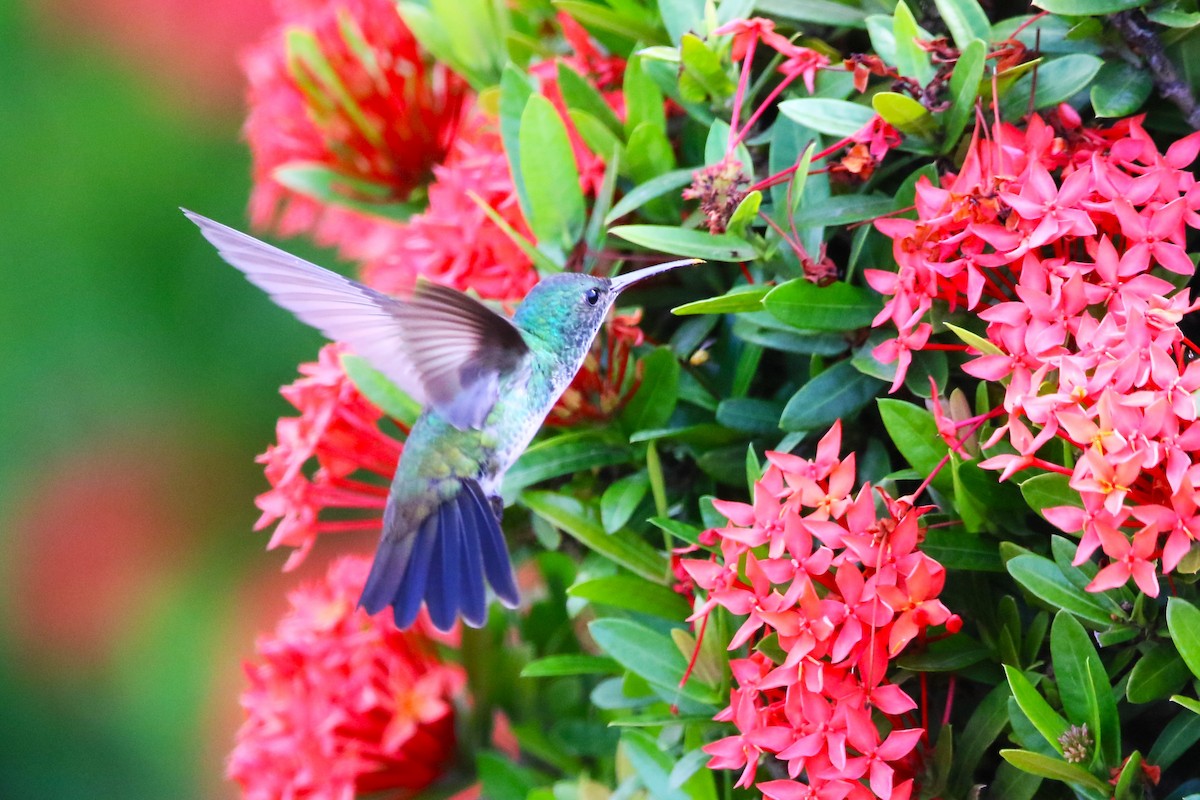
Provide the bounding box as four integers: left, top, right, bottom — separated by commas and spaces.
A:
682, 422, 958, 800
228, 555, 465, 799
255, 344, 403, 570
869, 110, 1200, 596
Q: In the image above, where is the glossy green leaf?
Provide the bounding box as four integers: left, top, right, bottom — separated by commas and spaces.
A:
606, 169, 695, 224
1091, 60, 1153, 118
478, 752, 545, 800
1008, 554, 1122, 628
680, 34, 735, 98
1127, 643, 1191, 703
624, 54, 667, 136
999, 54, 1104, 119
610, 225, 756, 261
733, 317, 849, 355
1149, 709, 1200, 769
755, 0, 868, 26
763, 279, 881, 331
569, 575, 691, 619
569, 109, 624, 166
1020, 472, 1083, 519
589, 619, 720, 707
499, 65, 536, 217
1033, 0, 1147, 14
791, 193, 898, 228
522, 492, 666, 582
1167, 598, 1200, 680
554, 0, 664, 44
873, 92, 938, 138
1173, 695, 1200, 715
893, 1, 934, 84
1004, 665, 1069, 753
649, 516, 708, 548
878, 398, 954, 493
341, 354, 421, 426
934, 0, 991, 47
621, 347, 680, 434
620, 729, 690, 800
1050, 611, 1112, 763
921, 528, 1004, 571
520, 654, 622, 677
998, 750, 1111, 792
778, 98, 875, 138
896, 635, 991, 671
601, 471, 650, 533
943, 38, 985, 151
950, 684, 1012, 795
780, 361, 885, 432
558, 61, 623, 135
520, 93, 585, 259
672, 284, 769, 315
659, 0, 705, 44
504, 431, 630, 496
716, 397, 784, 435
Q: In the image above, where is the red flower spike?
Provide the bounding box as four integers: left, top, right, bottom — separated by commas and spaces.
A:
228, 555, 465, 799
688, 422, 952, 796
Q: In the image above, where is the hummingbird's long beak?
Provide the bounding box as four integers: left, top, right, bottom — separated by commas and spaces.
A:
609, 258, 703, 294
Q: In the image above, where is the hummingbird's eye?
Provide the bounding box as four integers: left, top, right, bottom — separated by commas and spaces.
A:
584, 287, 602, 306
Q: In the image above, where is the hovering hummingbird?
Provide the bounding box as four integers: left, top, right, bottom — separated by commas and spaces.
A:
185, 210, 699, 632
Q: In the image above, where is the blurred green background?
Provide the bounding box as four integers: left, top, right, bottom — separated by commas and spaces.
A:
0, 0, 362, 795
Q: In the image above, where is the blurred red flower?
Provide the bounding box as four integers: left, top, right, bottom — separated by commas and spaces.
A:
242, 0, 469, 249
228, 555, 464, 799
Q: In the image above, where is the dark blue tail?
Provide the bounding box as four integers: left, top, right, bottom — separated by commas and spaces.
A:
358, 479, 520, 632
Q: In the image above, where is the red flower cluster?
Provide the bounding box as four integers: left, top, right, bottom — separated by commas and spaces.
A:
682, 422, 958, 800
228, 555, 465, 799
243, 0, 469, 251
546, 310, 645, 426
255, 344, 404, 570
869, 110, 1200, 596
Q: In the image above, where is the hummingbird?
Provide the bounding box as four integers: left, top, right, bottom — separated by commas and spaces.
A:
185, 210, 698, 632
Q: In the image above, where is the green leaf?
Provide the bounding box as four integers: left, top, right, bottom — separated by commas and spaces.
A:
340, 354, 421, 426
621, 347, 680, 434
680, 33, 735, 98
1148, 709, 1200, 769
499, 65, 536, 218
626, 122, 678, 204
896, 635, 991, 671
1004, 665, 1069, 754
780, 362, 885, 431
1127, 644, 1191, 704
778, 98, 875, 138
999, 54, 1104, 119
522, 491, 667, 582
733, 317, 849, 355
921, 528, 1004, 571
621, 729, 690, 800
1020, 472, 1082, 518
610, 225, 756, 261
1033, 0, 1147, 14
878, 398, 953, 493
716, 397, 784, 435
950, 684, 1012, 795
558, 61, 623, 134
272, 162, 418, 220
606, 169, 694, 224
520, 93, 586, 259
873, 92, 938, 138
504, 430, 631, 497
590, 619, 720, 707
943, 38, 985, 151
1167, 598, 1200, 680
569, 109, 624, 167
998, 750, 1112, 793
755, 0, 868, 26
1173, 695, 1200, 715
790, 194, 898, 228
1050, 611, 1112, 763
520, 654, 621, 677
1008, 554, 1123, 628
893, 1, 934, 84
659, 0, 705, 44
624, 54, 667, 137
478, 751, 545, 800
569, 575, 691, 619
601, 471, 650, 533
672, 284, 769, 315
726, 190, 762, 238
934, 0, 991, 47
788, 141, 818, 216
1090, 60, 1153, 118
555, 0, 664, 44
763, 279, 882, 331
650, 516, 707, 548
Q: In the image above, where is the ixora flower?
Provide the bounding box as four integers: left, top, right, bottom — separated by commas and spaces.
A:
682, 422, 958, 799
255, 343, 405, 571
870, 109, 1200, 596
242, 0, 469, 253
228, 555, 465, 799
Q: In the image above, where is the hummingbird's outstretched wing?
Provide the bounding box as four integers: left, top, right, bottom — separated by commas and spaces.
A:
359, 478, 519, 630
185, 210, 529, 429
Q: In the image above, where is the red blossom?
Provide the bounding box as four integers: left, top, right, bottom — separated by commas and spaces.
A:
683, 421, 955, 797
547, 310, 646, 425
870, 108, 1200, 595
255, 343, 405, 570
228, 555, 465, 799
243, 0, 470, 254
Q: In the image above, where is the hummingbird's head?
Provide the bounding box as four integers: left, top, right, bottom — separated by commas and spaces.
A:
513, 259, 701, 356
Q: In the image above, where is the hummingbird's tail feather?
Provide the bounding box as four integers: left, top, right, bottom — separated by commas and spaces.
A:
358, 478, 518, 632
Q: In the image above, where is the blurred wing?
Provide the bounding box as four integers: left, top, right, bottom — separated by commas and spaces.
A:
185, 210, 528, 428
